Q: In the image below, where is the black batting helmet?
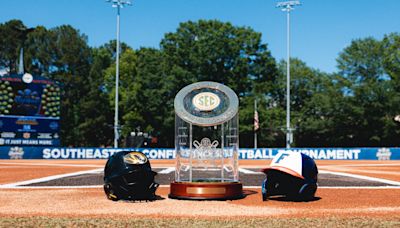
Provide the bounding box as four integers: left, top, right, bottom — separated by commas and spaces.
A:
103, 151, 159, 201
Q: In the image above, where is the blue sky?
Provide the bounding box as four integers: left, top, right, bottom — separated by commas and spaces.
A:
0, 0, 399, 73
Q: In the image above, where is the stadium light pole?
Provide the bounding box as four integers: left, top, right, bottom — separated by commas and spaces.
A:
106, 0, 132, 148
277, 0, 300, 148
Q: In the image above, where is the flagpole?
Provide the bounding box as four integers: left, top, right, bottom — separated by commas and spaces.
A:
254, 99, 257, 149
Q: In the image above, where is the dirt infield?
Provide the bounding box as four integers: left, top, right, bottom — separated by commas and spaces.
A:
0, 159, 399, 220
1, 187, 400, 219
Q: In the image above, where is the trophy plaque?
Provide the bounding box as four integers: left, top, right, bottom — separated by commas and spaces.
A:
169, 81, 243, 200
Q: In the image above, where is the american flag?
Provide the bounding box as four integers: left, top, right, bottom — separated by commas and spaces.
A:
254, 110, 259, 131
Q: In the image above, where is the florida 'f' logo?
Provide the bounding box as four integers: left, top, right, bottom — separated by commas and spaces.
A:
123, 152, 148, 165
275, 152, 289, 164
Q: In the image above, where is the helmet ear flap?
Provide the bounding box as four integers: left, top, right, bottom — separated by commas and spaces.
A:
298, 183, 317, 201
104, 183, 119, 201
261, 178, 269, 201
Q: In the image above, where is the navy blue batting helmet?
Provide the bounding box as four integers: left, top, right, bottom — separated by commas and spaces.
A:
261, 151, 318, 201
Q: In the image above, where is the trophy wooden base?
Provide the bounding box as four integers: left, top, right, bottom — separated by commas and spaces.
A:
169, 181, 243, 200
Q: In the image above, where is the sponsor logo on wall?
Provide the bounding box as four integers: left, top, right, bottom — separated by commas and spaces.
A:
37, 133, 52, 139
1, 132, 16, 138
0, 138, 58, 146
376, 148, 391, 160
23, 132, 31, 139
8, 147, 24, 159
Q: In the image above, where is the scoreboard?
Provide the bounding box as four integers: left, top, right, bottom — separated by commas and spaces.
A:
0, 73, 60, 146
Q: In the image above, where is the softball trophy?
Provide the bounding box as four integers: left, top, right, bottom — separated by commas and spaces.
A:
169, 81, 242, 200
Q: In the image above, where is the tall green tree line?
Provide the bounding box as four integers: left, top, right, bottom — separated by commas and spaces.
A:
0, 19, 399, 147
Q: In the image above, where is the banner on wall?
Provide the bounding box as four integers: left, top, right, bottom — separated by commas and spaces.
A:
0, 74, 61, 146
0, 147, 398, 160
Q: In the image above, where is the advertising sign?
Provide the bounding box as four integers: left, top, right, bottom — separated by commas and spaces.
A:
0, 73, 61, 146
0, 147, 398, 160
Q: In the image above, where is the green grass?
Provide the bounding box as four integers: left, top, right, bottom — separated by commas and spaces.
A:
0, 217, 399, 228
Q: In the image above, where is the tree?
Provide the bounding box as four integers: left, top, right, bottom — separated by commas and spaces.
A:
24, 26, 54, 75
336, 37, 399, 146
0, 20, 28, 73
382, 33, 400, 93
25, 24, 92, 146
76, 47, 114, 146
132, 48, 171, 146
103, 46, 174, 147
4, 18, 399, 147
268, 59, 344, 147
381, 33, 400, 144
160, 20, 279, 147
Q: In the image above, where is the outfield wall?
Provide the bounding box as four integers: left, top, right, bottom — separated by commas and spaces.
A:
0, 146, 398, 160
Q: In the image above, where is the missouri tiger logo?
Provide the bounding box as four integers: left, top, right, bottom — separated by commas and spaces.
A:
123, 152, 148, 165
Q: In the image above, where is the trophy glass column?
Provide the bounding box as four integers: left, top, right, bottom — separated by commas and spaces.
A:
169, 81, 243, 200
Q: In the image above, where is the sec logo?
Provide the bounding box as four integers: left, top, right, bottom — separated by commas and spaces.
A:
192, 92, 220, 111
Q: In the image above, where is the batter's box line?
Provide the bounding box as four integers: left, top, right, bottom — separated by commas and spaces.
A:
1, 168, 399, 190
0, 168, 103, 188
320, 163, 400, 168
319, 170, 400, 186
0, 167, 259, 188
0, 161, 103, 168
